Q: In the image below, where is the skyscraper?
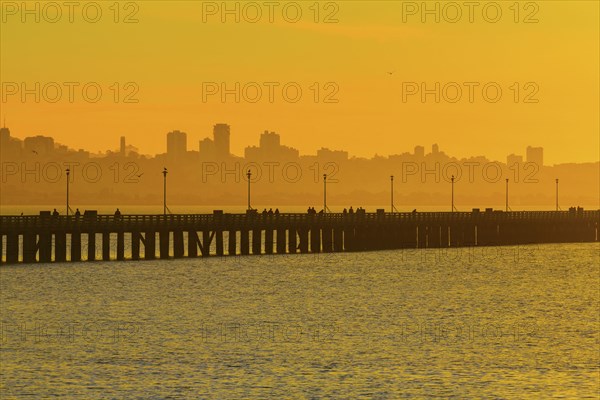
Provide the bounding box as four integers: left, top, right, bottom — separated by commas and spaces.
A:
213, 124, 230, 159
526, 146, 543, 167
414, 146, 425, 158
0, 126, 11, 157
199, 137, 215, 159
0, 126, 9, 145
259, 131, 281, 153
0, 125, 23, 158
120, 136, 126, 156
167, 130, 187, 157
506, 153, 523, 166
245, 130, 299, 160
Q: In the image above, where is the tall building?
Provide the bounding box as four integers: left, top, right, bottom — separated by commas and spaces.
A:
167, 130, 187, 157
0, 126, 23, 158
259, 131, 281, 154
245, 130, 299, 160
526, 146, 543, 167
0, 126, 11, 156
213, 124, 230, 159
0, 126, 9, 143
24, 135, 54, 156
120, 136, 126, 156
506, 153, 523, 166
414, 146, 425, 158
432, 143, 439, 154
199, 137, 215, 159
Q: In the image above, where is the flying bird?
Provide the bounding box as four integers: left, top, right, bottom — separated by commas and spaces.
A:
32, 150, 38, 154
137, 173, 144, 178
387, 71, 395, 75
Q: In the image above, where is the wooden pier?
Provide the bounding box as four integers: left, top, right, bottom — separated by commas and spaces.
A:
0, 209, 598, 264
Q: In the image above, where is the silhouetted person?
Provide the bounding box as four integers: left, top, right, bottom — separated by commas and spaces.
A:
343, 208, 347, 214
349, 207, 354, 214
268, 208, 273, 215
307, 207, 311, 214
114, 208, 122, 219
412, 209, 417, 213
75, 208, 81, 218
262, 208, 268, 217
274, 208, 280, 215
52, 209, 59, 217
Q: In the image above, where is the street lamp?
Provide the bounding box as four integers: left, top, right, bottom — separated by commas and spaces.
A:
505, 178, 509, 212
451, 175, 455, 212
66, 168, 70, 216
555, 178, 559, 211
247, 169, 252, 210
323, 174, 327, 213
390, 175, 395, 213
162, 167, 168, 215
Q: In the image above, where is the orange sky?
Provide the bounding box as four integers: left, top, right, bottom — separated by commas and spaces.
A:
1, 1, 598, 164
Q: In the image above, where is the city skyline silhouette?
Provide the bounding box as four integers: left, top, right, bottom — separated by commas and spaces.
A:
1, 122, 598, 209
0, 120, 561, 163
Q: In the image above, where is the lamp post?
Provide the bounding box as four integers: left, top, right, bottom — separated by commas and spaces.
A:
451, 175, 455, 212
247, 169, 252, 210
555, 178, 559, 211
162, 167, 168, 215
66, 168, 70, 216
390, 175, 394, 213
505, 178, 509, 212
323, 174, 327, 213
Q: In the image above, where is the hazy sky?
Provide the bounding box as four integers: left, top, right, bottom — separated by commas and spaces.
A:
1, 1, 598, 164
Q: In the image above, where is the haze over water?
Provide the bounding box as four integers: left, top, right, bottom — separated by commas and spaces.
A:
1, 243, 598, 398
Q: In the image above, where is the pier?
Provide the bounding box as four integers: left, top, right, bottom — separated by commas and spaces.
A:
0, 209, 598, 264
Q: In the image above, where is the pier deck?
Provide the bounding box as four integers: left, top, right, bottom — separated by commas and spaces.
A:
1, 209, 598, 264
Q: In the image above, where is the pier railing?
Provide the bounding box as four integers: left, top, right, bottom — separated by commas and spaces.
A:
2, 210, 598, 232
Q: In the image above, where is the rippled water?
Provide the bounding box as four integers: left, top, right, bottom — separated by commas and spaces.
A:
1, 243, 598, 398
